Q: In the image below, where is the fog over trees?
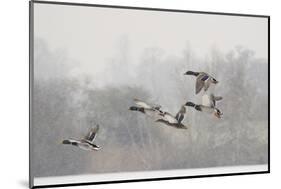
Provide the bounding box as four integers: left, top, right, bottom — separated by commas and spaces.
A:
32, 38, 268, 178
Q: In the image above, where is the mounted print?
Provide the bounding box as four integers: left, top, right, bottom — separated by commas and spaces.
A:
29, 1, 270, 188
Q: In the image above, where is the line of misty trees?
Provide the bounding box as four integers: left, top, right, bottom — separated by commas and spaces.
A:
32, 39, 268, 177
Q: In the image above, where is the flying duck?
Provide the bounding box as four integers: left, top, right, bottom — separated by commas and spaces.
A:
184, 71, 218, 94
156, 106, 188, 129
185, 94, 223, 119
62, 124, 101, 151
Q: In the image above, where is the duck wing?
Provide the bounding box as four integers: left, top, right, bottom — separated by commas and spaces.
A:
85, 125, 99, 143
212, 96, 222, 107
155, 119, 172, 126
133, 98, 153, 109
156, 119, 187, 129
214, 96, 223, 101
175, 113, 184, 124
163, 112, 178, 124
156, 118, 167, 123
196, 74, 207, 94
175, 106, 186, 123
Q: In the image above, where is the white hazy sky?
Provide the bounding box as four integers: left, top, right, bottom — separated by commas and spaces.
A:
34, 3, 268, 76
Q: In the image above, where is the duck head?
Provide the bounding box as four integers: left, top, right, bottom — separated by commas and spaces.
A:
129, 106, 139, 111
184, 71, 199, 76
62, 139, 71, 145
185, 102, 195, 107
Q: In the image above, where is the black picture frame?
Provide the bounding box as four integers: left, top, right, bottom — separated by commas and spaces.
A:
29, 0, 270, 188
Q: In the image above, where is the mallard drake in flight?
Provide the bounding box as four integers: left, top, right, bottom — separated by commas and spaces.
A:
185, 94, 223, 119
156, 106, 188, 129
184, 71, 218, 94
129, 99, 163, 118
62, 125, 101, 151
